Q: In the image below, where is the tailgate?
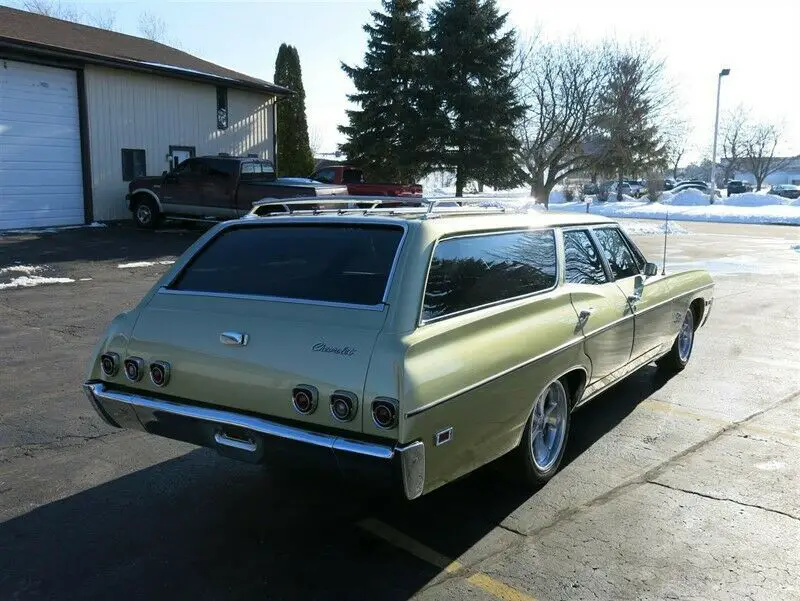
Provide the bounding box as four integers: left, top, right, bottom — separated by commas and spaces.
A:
125, 293, 386, 434
120, 221, 406, 435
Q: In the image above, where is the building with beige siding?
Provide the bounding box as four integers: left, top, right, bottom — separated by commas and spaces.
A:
0, 6, 289, 229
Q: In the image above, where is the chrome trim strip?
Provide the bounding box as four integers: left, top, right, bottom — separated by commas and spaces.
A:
581, 312, 634, 340
128, 188, 163, 211
417, 227, 560, 327
157, 288, 387, 312
626, 282, 716, 319
83, 383, 395, 460
576, 345, 666, 409
405, 336, 584, 417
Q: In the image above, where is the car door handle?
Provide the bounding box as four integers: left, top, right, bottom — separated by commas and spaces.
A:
627, 293, 641, 303
578, 307, 594, 322
220, 331, 249, 346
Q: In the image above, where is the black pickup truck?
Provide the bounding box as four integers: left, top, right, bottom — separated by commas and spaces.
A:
126, 155, 348, 228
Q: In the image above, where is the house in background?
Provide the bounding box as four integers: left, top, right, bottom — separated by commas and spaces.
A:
0, 6, 290, 230
734, 157, 800, 187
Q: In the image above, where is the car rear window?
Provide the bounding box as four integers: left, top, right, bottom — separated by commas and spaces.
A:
169, 224, 404, 306
422, 229, 557, 322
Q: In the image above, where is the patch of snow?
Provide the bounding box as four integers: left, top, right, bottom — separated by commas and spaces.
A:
0, 275, 75, 290
79, 277, 93, 281
548, 198, 800, 225
723, 193, 792, 207
0, 222, 106, 235
135, 61, 238, 82
0, 265, 42, 275
117, 260, 176, 269
620, 221, 689, 236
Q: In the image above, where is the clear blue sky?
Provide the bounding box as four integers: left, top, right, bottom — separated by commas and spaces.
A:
4, 0, 799, 162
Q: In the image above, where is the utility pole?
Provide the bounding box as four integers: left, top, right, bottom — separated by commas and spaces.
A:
709, 68, 730, 204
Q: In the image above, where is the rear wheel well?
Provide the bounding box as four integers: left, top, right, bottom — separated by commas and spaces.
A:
560, 369, 587, 408
690, 298, 705, 330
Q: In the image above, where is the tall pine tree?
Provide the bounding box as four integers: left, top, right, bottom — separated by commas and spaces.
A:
339, 0, 427, 183
426, 0, 523, 196
274, 44, 315, 176
594, 51, 668, 200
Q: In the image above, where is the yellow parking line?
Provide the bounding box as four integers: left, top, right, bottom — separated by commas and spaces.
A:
357, 518, 537, 601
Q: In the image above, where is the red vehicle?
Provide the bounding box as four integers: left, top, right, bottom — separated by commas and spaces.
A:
310, 165, 422, 197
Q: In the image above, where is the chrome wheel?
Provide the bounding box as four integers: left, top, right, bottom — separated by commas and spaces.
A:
529, 380, 568, 472
677, 311, 694, 362
136, 203, 152, 226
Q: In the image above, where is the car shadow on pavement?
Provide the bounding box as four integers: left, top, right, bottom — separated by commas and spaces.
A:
0, 222, 205, 269
0, 367, 674, 601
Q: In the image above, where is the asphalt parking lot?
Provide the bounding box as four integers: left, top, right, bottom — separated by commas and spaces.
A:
1, 219, 799, 601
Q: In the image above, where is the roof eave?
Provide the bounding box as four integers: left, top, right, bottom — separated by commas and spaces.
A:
0, 36, 293, 97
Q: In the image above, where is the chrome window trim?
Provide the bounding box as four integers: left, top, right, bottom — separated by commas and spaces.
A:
417, 227, 560, 327
162, 219, 409, 309
157, 288, 387, 312
405, 335, 584, 417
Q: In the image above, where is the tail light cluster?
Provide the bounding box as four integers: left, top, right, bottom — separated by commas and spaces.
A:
100, 353, 170, 387
291, 386, 399, 429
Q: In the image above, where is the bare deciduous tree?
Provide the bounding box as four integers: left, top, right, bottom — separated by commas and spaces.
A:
514, 38, 607, 207
138, 11, 169, 44
742, 121, 796, 191
22, 0, 117, 29
663, 118, 691, 180
720, 105, 748, 184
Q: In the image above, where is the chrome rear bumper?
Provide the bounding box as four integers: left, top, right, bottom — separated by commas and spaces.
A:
83, 382, 425, 500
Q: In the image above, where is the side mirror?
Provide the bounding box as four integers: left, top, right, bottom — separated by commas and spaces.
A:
644, 262, 658, 277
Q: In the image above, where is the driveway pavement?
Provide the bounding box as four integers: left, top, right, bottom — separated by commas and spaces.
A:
1, 220, 798, 601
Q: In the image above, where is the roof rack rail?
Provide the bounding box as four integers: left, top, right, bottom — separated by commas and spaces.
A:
248, 195, 513, 218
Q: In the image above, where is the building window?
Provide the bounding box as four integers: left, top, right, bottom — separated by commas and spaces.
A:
121, 149, 146, 181
216, 86, 228, 130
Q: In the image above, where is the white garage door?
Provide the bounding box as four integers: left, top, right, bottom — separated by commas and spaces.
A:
0, 60, 84, 230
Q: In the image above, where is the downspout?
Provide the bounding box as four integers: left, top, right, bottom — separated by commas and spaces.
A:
272, 97, 278, 169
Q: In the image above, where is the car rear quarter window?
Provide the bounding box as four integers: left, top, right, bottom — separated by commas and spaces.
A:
169, 224, 405, 306
422, 229, 557, 322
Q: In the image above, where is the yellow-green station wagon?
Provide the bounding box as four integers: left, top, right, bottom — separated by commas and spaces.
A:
83, 200, 715, 500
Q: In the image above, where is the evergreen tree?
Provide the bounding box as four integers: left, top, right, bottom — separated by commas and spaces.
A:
426, 0, 524, 196
594, 51, 668, 200
339, 0, 427, 183
274, 44, 315, 176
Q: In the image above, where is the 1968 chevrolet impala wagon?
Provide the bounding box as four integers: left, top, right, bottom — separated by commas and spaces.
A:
83, 200, 714, 500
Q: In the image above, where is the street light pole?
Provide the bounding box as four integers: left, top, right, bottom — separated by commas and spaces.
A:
709, 68, 730, 203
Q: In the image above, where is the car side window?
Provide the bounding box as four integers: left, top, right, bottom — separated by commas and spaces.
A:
563, 230, 609, 285
593, 227, 640, 280
422, 229, 557, 322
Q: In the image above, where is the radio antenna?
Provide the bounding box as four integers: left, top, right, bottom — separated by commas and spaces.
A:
661, 208, 669, 276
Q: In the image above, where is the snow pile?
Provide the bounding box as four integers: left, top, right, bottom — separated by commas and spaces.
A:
660, 189, 714, 206
0, 264, 75, 290
723, 193, 792, 207
621, 220, 689, 236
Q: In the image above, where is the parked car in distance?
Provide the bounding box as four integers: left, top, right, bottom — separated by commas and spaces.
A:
726, 180, 754, 196
770, 184, 800, 199
663, 178, 676, 191
669, 182, 721, 198
606, 182, 632, 198
83, 199, 715, 500
310, 165, 423, 197
127, 155, 348, 229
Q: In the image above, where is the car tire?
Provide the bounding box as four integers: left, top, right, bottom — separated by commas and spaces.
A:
657, 309, 695, 373
133, 196, 161, 229
511, 378, 571, 488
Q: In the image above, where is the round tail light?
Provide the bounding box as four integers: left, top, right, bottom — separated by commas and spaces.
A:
372, 398, 398, 430
100, 352, 120, 377
149, 361, 171, 387
123, 357, 144, 382
292, 385, 318, 415
330, 392, 358, 422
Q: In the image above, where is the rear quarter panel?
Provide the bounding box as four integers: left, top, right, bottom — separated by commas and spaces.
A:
400, 291, 588, 495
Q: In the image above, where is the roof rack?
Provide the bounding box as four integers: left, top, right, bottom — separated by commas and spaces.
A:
248, 195, 515, 219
